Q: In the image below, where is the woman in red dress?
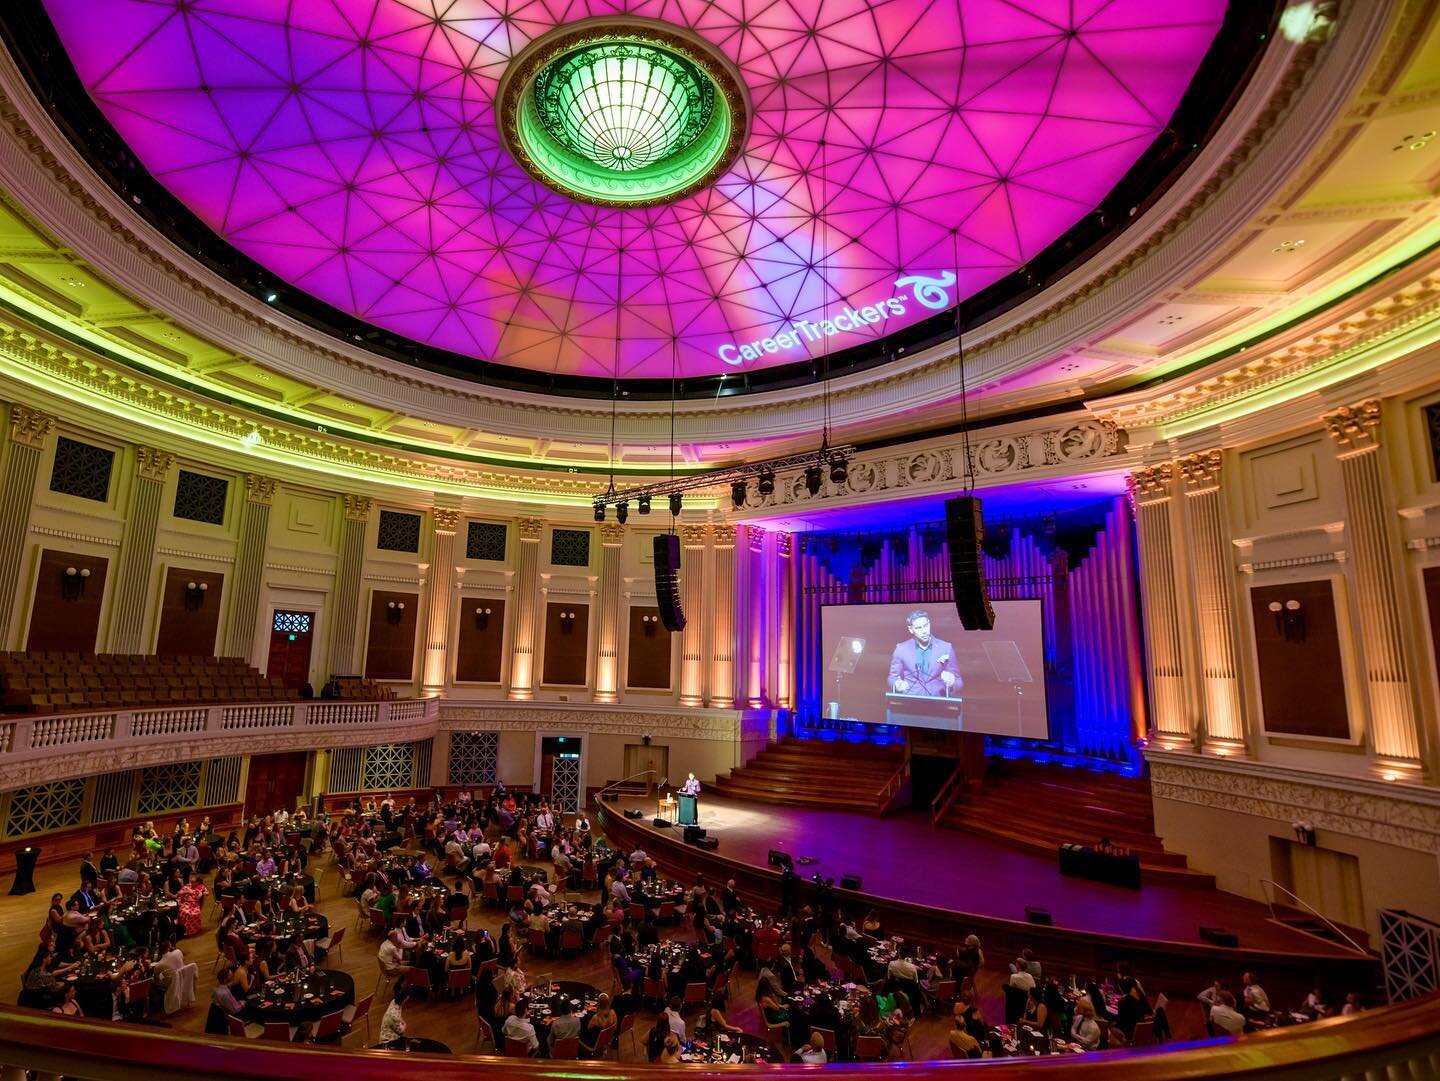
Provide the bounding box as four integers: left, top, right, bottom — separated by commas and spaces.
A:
176, 872, 208, 937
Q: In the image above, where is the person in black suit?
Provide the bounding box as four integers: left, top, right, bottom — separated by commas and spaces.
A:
79, 852, 99, 890
776, 944, 801, 992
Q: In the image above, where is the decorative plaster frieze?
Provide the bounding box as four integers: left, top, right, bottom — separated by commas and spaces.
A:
711, 524, 737, 548
363, 573, 422, 586
343, 494, 373, 521
7, 403, 54, 449
156, 547, 234, 565
438, 704, 740, 743
741, 419, 1124, 511
263, 562, 336, 576
28, 525, 120, 548
1147, 750, 1440, 855
1240, 551, 1346, 574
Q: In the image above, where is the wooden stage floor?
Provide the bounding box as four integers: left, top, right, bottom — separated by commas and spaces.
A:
609, 792, 1357, 958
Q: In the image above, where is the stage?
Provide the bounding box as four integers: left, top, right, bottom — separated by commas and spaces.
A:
598, 791, 1377, 991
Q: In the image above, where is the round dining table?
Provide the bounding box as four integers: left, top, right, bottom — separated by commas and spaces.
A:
369, 1036, 452, 1054
682, 1031, 784, 1064
242, 970, 354, 1025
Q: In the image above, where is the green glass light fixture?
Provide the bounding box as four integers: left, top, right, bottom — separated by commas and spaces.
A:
498, 21, 747, 207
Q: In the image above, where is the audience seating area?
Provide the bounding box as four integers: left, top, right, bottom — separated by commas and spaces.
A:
0, 652, 296, 713
331, 676, 397, 702
710, 736, 905, 811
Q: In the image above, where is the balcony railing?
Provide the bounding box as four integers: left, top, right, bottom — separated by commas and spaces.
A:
0, 996, 1436, 1079
0, 697, 441, 789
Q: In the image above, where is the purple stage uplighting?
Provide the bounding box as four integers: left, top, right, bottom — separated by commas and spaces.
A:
45, 0, 1224, 381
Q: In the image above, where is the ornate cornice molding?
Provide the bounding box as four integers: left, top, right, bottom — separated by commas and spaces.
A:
242, 474, 277, 505
7, 403, 54, 449
343, 494, 372, 521
1323, 398, 1383, 457
1129, 463, 1175, 505
135, 446, 175, 482
1146, 750, 1440, 855
1178, 449, 1223, 494
438, 703, 740, 743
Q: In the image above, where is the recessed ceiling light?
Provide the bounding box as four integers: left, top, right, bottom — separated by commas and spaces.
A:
1271, 239, 1306, 253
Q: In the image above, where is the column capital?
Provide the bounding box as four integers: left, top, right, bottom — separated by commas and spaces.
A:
517, 517, 544, 542
776, 531, 793, 558
343, 493, 372, 520
747, 525, 767, 552
599, 522, 626, 547
1128, 463, 1175, 505
711, 524, 737, 548
243, 474, 279, 505
432, 508, 461, 536
7, 405, 55, 449
680, 524, 709, 549
1323, 398, 1382, 456
1178, 449, 1223, 494
135, 446, 176, 482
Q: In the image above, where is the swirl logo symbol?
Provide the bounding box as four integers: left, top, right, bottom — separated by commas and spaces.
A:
895, 271, 957, 310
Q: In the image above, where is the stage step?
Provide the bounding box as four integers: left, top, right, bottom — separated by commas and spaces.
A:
711, 736, 904, 812
936, 761, 1215, 888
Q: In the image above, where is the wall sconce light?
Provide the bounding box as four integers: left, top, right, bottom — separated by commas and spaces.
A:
61, 565, 91, 600
473, 605, 492, 629
184, 579, 209, 610
386, 600, 406, 624
641, 613, 657, 637
1268, 598, 1306, 641
559, 610, 577, 633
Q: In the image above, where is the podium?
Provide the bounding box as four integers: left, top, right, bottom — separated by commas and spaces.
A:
678, 792, 698, 826
9, 845, 38, 895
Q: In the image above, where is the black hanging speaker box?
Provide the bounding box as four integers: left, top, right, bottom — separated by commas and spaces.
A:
1199, 925, 1239, 947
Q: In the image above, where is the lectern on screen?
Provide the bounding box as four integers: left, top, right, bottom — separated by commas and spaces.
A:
819, 599, 1048, 738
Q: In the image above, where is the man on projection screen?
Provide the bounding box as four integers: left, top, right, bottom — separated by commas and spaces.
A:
888, 610, 962, 697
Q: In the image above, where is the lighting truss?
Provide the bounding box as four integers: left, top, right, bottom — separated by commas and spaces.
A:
594, 444, 856, 509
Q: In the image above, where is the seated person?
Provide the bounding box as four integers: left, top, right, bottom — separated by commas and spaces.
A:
1071, 999, 1101, 1050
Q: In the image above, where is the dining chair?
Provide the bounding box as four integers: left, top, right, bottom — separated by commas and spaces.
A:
764, 1020, 790, 1059
584, 1024, 615, 1059
475, 1015, 496, 1052
260, 1022, 293, 1042
317, 925, 345, 964
309, 1009, 345, 1044
812, 1027, 837, 1055
617, 1012, 637, 1057
446, 967, 472, 999
503, 1035, 534, 1057
550, 1036, 580, 1060
853, 1034, 887, 1061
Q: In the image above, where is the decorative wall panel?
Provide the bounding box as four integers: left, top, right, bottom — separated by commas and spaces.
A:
448, 730, 499, 785
550, 529, 591, 568
4, 777, 85, 837
27, 549, 108, 654
154, 568, 224, 656
626, 606, 672, 690
466, 522, 507, 562
364, 590, 418, 681
48, 436, 113, 502
91, 771, 135, 824
1250, 580, 1350, 740
551, 753, 581, 813
172, 469, 228, 525
202, 756, 244, 806
376, 510, 422, 553
542, 601, 590, 686
362, 742, 414, 791
328, 747, 364, 795
137, 761, 203, 815
455, 597, 506, 683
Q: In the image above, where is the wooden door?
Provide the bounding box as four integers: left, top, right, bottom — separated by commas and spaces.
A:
266, 610, 315, 689
623, 743, 669, 795
244, 752, 308, 817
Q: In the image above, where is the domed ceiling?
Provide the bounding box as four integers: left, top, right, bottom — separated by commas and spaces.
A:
40, 0, 1235, 390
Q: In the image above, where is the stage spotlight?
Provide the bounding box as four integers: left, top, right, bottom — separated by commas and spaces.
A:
804, 465, 823, 496
731, 480, 747, 509
829, 456, 848, 485
669, 492, 683, 516
638, 494, 651, 515
593, 502, 606, 522
757, 470, 775, 496
616, 501, 629, 524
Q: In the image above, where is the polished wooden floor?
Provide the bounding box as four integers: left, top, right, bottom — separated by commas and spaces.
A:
612, 793, 1352, 956
0, 843, 1215, 1062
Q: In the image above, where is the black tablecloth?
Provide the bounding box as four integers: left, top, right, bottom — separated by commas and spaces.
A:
370, 1037, 451, 1053
1058, 844, 1141, 889
242, 970, 354, 1024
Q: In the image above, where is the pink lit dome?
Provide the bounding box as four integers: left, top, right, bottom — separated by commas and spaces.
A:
43, 0, 1227, 386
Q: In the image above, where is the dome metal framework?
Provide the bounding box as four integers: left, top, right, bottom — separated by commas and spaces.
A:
36, 0, 1234, 386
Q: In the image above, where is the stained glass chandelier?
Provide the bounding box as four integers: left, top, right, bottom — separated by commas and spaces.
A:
499, 24, 745, 207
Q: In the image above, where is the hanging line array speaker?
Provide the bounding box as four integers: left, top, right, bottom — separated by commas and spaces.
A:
945, 495, 995, 631
653, 533, 686, 632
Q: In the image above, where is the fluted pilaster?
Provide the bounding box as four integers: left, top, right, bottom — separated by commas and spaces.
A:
507, 517, 544, 701
1324, 400, 1422, 765
1178, 450, 1246, 748
0, 406, 54, 648
678, 524, 708, 706
222, 474, 278, 660
1129, 464, 1194, 745
774, 532, 794, 709
592, 522, 626, 704
323, 494, 370, 675
109, 447, 174, 653
708, 525, 737, 709
420, 509, 460, 696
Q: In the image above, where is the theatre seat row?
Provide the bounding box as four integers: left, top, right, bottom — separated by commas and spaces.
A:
0, 651, 297, 713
